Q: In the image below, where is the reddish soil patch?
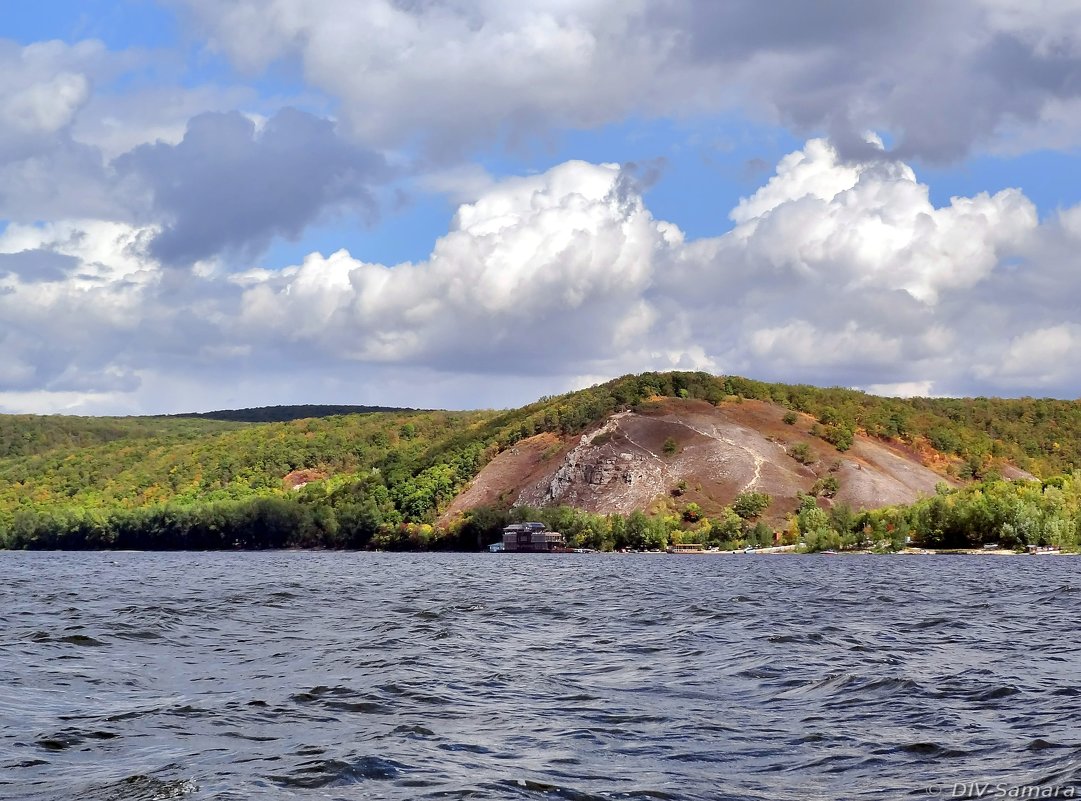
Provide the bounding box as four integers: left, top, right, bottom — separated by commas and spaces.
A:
283, 468, 328, 489
440, 432, 566, 523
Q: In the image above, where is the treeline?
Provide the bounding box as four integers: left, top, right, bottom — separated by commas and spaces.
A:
0, 488, 781, 552
492, 475, 1081, 555
449, 492, 782, 553
2, 470, 457, 551
775, 474, 1081, 553
8, 472, 1080, 554
858, 474, 1081, 551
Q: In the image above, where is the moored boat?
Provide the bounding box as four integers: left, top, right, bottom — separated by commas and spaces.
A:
667, 543, 707, 554
497, 522, 571, 553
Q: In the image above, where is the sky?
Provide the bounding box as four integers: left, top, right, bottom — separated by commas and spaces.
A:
2, 1, 1081, 414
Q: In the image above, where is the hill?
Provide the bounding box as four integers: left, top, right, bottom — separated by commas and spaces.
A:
166, 404, 419, 423
2, 371, 1080, 552
443, 397, 969, 526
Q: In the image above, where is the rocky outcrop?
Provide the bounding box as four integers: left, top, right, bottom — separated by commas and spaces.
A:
527, 412, 667, 512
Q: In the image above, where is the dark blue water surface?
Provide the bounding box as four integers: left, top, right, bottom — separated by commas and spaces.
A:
2, 552, 1080, 801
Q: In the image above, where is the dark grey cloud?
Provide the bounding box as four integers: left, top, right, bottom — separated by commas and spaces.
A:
115, 108, 389, 265
660, 0, 1081, 163
2, 136, 130, 222
0, 250, 79, 282
180, 0, 1081, 163
618, 158, 668, 193
667, 0, 937, 60
610, 158, 668, 215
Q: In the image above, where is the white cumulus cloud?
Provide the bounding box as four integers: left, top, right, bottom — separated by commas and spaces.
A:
236, 160, 676, 372
1, 138, 1079, 412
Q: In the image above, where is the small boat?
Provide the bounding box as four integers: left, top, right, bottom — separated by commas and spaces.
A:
1027, 545, 1062, 555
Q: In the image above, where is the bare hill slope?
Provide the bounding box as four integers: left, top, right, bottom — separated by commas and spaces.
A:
444, 398, 991, 523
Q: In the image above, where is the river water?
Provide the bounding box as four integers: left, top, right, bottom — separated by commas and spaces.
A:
1, 552, 1080, 801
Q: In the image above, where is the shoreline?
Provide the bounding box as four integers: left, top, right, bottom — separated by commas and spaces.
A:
2, 546, 1075, 555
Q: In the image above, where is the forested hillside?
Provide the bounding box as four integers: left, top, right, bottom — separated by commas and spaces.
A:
0, 415, 242, 460
3, 371, 1081, 551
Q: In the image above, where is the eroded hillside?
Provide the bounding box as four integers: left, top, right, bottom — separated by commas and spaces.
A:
444, 398, 989, 523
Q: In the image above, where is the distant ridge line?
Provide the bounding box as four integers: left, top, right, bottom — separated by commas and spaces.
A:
162, 404, 424, 423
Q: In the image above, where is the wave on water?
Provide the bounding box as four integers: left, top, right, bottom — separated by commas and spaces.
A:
2, 552, 1081, 800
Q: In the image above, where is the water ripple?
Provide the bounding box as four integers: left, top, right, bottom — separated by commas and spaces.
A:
2, 552, 1081, 800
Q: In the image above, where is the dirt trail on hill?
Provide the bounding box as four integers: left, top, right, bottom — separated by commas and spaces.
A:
666, 417, 767, 492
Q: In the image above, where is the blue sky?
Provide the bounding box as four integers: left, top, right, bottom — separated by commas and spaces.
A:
5, 1, 174, 47
2, 1, 1081, 413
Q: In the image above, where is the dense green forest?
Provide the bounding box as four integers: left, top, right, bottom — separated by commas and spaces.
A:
3, 371, 1081, 551
0, 415, 242, 460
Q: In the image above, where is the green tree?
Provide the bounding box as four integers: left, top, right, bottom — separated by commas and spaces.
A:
812, 475, 840, 497
823, 425, 854, 452
708, 507, 744, 544
733, 491, 771, 520
789, 443, 814, 464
